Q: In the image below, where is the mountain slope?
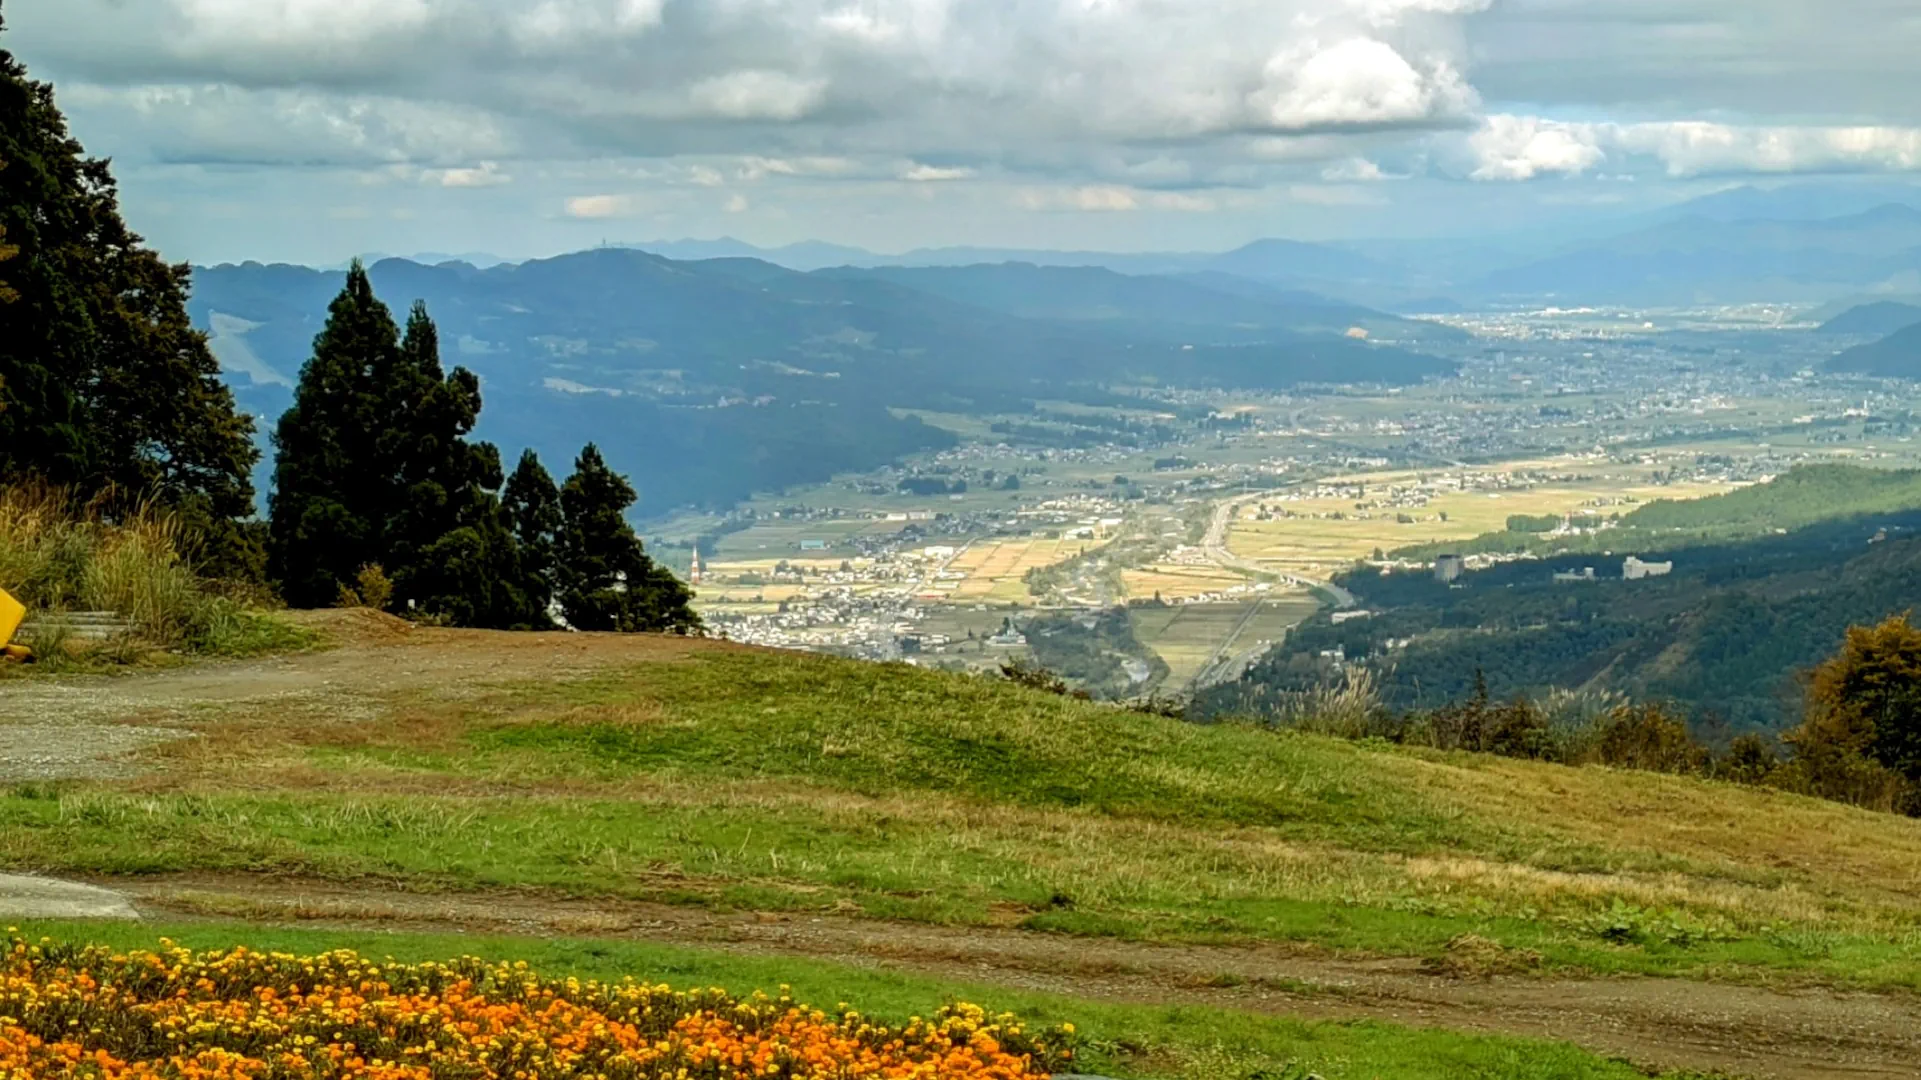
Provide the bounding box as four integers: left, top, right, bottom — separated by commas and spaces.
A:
1815, 301, 1921, 336
1475, 205, 1921, 303
191, 250, 1454, 514
1831, 322, 1921, 377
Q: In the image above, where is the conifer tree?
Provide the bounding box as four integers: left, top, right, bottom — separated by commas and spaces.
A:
502, 449, 563, 627
1, 11, 258, 557
268, 262, 398, 607
269, 270, 528, 625
557, 444, 699, 633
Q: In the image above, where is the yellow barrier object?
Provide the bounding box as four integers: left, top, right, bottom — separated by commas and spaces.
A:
0, 587, 29, 662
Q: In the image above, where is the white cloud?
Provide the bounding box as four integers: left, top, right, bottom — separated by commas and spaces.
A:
687, 70, 830, 121
176, 0, 435, 45
1252, 38, 1477, 131
565, 193, 640, 217
1466, 115, 1606, 180
900, 163, 976, 182
431, 162, 513, 187
1616, 122, 1921, 177
1347, 0, 1492, 25
1014, 185, 1219, 213
1322, 157, 1389, 181
1459, 115, 1921, 181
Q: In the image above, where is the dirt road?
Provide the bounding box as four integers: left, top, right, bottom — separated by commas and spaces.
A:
0, 611, 708, 780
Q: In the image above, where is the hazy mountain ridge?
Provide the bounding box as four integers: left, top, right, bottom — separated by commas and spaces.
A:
191, 249, 1453, 515
1818, 301, 1921, 337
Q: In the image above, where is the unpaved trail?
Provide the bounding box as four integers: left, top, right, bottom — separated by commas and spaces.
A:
104, 874, 1921, 1080
0, 611, 712, 779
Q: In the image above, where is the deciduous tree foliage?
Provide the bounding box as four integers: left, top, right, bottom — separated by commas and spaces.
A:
558, 444, 699, 633
0, 8, 258, 568
1794, 614, 1921, 812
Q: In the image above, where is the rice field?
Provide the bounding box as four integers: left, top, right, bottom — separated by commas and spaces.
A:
1132, 594, 1321, 683
1119, 564, 1250, 602
1226, 458, 1736, 575
944, 537, 1091, 603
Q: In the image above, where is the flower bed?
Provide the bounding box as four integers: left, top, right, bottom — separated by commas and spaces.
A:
0, 936, 1075, 1078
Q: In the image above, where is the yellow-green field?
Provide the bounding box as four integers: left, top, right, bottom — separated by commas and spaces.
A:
1227, 457, 1737, 575
944, 537, 1090, 602
1120, 563, 1250, 602
1132, 593, 1321, 683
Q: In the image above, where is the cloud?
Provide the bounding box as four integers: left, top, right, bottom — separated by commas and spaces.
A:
1322, 157, 1390, 182
1465, 115, 1607, 180
687, 70, 829, 121
1014, 185, 1219, 213
900, 163, 976, 182
1252, 37, 1478, 132
14, 0, 1489, 172
565, 193, 640, 218
1457, 115, 1921, 181
430, 162, 512, 187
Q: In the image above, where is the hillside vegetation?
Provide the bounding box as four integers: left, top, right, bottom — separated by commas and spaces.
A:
1832, 320, 1921, 377
6, 638, 1920, 994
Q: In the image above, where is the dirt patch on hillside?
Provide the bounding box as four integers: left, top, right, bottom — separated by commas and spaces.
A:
0, 619, 722, 780
107, 873, 1921, 1080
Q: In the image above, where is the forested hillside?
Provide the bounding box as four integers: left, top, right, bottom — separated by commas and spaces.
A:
1832, 321, 1921, 377
1209, 511, 1921, 731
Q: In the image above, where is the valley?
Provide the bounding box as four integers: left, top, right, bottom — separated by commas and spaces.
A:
647, 302, 1921, 704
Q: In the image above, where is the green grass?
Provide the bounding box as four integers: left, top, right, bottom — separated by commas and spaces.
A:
6, 920, 1705, 1080
6, 646, 1921, 990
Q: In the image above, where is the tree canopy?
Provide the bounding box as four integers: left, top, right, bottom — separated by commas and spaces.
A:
0, 13, 257, 542
558, 444, 699, 634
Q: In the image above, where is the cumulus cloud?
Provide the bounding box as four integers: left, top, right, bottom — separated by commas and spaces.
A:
1465, 115, 1607, 180
1457, 114, 1921, 181
13, 0, 1489, 171
1252, 37, 1476, 131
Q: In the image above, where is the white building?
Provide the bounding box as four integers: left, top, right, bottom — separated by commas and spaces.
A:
1623, 556, 1673, 581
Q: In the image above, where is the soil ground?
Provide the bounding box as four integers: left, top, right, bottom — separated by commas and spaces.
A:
4, 613, 1919, 1079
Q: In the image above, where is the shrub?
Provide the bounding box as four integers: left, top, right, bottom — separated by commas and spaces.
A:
0, 483, 295, 659
1591, 703, 1709, 775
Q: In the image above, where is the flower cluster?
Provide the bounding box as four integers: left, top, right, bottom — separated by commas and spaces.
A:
0, 935, 1074, 1079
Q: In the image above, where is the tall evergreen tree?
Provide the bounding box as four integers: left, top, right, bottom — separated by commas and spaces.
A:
502, 449, 563, 627
557, 444, 699, 634
268, 262, 399, 608
269, 270, 531, 625
0, 11, 258, 553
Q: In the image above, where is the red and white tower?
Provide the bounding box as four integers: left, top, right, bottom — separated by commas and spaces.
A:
690, 545, 703, 586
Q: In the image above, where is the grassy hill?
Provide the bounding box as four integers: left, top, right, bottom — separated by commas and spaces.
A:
7, 632, 1920, 992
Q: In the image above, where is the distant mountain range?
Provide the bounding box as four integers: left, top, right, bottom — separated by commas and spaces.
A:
617, 181, 1921, 310
1474, 204, 1921, 304
192, 251, 1453, 515
1817, 301, 1921, 337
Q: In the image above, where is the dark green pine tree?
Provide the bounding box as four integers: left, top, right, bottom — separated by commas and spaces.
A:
557, 444, 700, 633
502, 449, 563, 628
268, 262, 399, 607
1, 10, 258, 562
380, 302, 524, 626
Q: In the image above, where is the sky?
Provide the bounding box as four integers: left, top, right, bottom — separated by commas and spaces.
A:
7, 0, 1921, 266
